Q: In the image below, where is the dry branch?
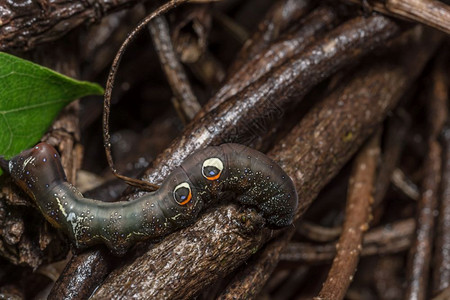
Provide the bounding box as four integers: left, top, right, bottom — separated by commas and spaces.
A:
281, 218, 415, 264
227, 0, 312, 75
0, 0, 141, 51
405, 54, 447, 300
434, 125, 450, 295
148, 16, 201, 123
344, 0, 450, 35
197, 5, 339, 119
430, 55, 450, 295
216, 229, 295, 300
316, 133, 380, 300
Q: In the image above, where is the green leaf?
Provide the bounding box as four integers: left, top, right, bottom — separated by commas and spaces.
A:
0, 52, 104, 175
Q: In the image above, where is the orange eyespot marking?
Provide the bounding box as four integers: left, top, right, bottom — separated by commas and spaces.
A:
179, 189, 192, 205
173, 182, 193, 205
206, 172, 221, 181
202, 158, 224, 181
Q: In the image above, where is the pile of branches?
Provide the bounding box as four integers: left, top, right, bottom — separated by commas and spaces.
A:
1, 0, 450, 299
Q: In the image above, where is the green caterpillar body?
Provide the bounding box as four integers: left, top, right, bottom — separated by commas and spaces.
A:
5, 143, 297, 254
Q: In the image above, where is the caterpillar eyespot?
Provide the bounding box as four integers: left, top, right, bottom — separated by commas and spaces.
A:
202, 157, 223, 181
173, 182, 192, 205
3, 142, 298, 255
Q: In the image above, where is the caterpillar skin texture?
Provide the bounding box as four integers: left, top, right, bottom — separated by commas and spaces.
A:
6, 143, 298, 254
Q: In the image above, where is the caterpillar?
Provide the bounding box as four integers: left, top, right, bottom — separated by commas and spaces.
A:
2, 143, 298, 255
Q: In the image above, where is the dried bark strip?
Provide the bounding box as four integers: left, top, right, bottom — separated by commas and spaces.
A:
344, 0, 450, 35
315, 134, 380, 300
196, 5, 339, 119
281, 218, 415, 264
227, 0, 312, 75
91, 29, 440, 299
148, 16, 201, 123
405, 62, 447, 299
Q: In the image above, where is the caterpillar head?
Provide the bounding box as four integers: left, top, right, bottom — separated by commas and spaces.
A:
8, 143, 66, 199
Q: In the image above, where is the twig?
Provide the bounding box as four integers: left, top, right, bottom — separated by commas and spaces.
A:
391, 168, 420, 201
296, 221, 342, 243
280, 218, 415, 264
405, 54, 447, 299
344, 0, 450, 35
148, 16, 201, 123
374, 111, 411, 205
431, 53, 450, 295
102, 0, 191, 192
315, 133, 380, 300
227, 0, 312, 75
433, 125, 450, 295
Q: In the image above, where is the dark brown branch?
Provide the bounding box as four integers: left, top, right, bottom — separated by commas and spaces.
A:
0, 0, 142, 51
433, 126, 450, 295
48, 249, 113, 300
316, 133, 380, 300
91, 28, 440, 299
344, 0, 450, 35
374, 111, 411, 205
196, 5, 339, 119
102, 0, 190, 192
148, 16, 201, 123
296, 221, 342, 243
405, 56, 447, 299
216, 229, 295, 300
227, 0, 312, 75
431, 54, 450, 295
405, 140, 441, 300
280, 218, 415, 264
